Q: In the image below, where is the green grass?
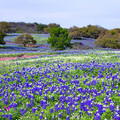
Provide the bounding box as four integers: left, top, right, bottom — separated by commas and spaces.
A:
32, 35, 48, 45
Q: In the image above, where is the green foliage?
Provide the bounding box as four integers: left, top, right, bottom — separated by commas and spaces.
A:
101, 108, 112, 120
95, 29, 120, 49
0, 21, 12, 33
0, 30, 6, 45
44, 23, 60, 33
47, 27, 71, 50
68, 25, 107, 39
68, 26, 81, 39
14, 33, 37, 46
15, 27, 23, 33
37, 24, 47, 33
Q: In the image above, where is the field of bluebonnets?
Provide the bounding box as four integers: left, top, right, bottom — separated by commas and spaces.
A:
0, 48, 120, 120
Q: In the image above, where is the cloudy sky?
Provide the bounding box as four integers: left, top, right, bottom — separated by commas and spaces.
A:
0, 0, 120, 29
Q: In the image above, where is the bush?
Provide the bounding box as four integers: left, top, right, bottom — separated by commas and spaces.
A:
68, 25, 107, 39
14, 33, 37, 47
0, 21, 12, 33
47, 27, 71, 50
95, 37, 120, 49
0, 30, 6, 45
95, 29, 120, 49
43, 23, 60, 34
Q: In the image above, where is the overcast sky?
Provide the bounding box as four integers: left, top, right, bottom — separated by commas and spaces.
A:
0, 0, 120, 29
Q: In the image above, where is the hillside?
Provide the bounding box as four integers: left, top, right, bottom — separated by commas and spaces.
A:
9, 22, 38, 33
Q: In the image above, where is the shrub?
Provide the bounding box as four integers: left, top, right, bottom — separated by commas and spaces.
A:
0, 30, 6, 45
14, 33, 37, 47
68, 25, 107, 39
0, 21, 12, 33
47, 27, 71, 50
95, 37, 120, 49
95, 29, 120, 49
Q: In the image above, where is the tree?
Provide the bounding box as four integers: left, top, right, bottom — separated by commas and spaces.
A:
14, 33, 37, 47
95, 29, 120, 49
0, 30, 6, 45
37, 24, 47, 33
68, 25, 107, 39
0, 21, 12, 33
15, 27, 23, 33
44, 23, 60, 33
68, 26, 81, 39
47, 27, 71, 50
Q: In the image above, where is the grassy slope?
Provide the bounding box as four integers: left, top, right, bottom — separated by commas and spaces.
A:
1, 49, 120, 77
0, 49, 120, 120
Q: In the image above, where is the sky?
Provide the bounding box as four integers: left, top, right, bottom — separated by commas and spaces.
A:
0, 0, 120, 29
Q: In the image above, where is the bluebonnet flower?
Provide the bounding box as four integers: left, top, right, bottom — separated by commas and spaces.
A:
5, 114, 8, 118
10, 95, 13, 101
66, 106, 71, 115
50, 108, 54, 113
52, 115, 55, 120
114, 113, 120, 120
5, 100, 8, 105
19, 101, 21, 104
13, 102, 17, 110
61, 104, 65, 110
20, 108, 24, 116
9, 114, 12, 120
32, 107, 37, 113
51, 96, 54, 101
66, 116, 70, 120
109, 102, 115, 112
115, 106, 119, 114
26, 102, 30, 108
55, 102, 60, 111
94, 113, 101, 120
44, 95, 47, 101
97, 104, 103, 115
39, 114, 43, 119
58, 113, 62, 118
31, 99, 34, 107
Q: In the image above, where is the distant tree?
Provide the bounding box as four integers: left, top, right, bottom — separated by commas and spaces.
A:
47, 23, 60, 28
43, 27, 49, 34
15, 27, 23, 33
0, 30, 6, 45
95, 29, 120, 49
47, 27, 71, 50
44, 23, 60, 33
14, 33, 37, 47
79, 27, 89, 38
0, 21, 12, 33
37, 24, 47, 33
68, 26, 81, 39
33, 22, 38, 26
68, 25, 107, 39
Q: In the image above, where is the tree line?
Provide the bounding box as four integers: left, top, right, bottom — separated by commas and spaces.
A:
68, 25, 107, 39
0, 21, 120, 49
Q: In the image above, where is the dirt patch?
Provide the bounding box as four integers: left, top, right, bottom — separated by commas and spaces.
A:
0, 55, 39, 61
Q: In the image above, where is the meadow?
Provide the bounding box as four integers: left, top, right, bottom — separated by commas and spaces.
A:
0, 34, 51, 56
0, 49, 120, 120
0, 33, 95, 57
